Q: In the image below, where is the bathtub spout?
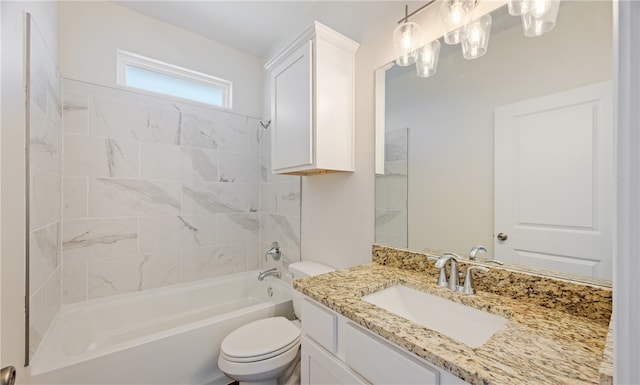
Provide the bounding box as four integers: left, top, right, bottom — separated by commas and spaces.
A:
258, 268, 281, 281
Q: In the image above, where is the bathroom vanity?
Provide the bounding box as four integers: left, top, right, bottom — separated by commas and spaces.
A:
294, 246, 613, 385
300, 296, 468, 384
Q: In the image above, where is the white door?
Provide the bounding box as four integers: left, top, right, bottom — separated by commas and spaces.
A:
494, 82, 613, 279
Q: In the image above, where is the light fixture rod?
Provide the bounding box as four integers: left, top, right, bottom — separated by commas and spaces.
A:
397, 0, 437, 24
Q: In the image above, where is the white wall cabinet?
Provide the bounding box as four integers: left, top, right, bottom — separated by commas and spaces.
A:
300, 297, 471, 385
265, 21, 359, 175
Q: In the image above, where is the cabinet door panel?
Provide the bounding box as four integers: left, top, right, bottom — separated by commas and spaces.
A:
302, 299, 338, 352
345, 323, 438, 385
271, 40, 313, 171
301, 336, 368, 385
314, 37, 354, 171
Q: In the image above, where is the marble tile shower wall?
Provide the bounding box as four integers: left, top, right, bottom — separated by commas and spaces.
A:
375, 127, 408, 248
60, 79, 300, 304
259, 128, 301, 267
28, 15, 63, 358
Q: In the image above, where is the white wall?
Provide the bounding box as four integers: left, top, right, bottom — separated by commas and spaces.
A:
1, 0, 58, 378
296, 15, 399, 269
58, 1, 263, 118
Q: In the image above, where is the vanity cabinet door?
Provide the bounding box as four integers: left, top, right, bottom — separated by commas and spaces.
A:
302, 298, 338, 353
345, 323, 439, 385
300, 295, 470, 385
344, 322, 470, 385
301, 336, 369, 385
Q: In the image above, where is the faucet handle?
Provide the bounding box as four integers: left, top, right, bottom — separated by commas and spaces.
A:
265, 242, 281, 261
462, 266, 489, 295
437, 267, 448, 287
434, 256, 447, 286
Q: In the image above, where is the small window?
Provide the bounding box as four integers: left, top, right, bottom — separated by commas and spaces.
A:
117, 50, 232, 109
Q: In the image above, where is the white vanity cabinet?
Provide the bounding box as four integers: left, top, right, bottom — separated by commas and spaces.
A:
300, 297, 471, 385
264, 21, 359, 175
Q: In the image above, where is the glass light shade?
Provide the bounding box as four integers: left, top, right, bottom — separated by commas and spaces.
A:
507, 0, 529, 16
439, 0, 476, 45
521, 0, 560, 37
393, 22, 422, 66
416, 40, 441, 78
461, 13, 492, 60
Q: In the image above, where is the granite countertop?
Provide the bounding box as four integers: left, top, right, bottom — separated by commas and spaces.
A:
293, 246, 613, 385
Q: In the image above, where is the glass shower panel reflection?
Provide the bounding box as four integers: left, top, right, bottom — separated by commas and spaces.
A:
374, 127, 409, 248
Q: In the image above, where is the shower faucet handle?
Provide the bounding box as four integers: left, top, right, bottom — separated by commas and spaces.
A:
265, 242, 281, 261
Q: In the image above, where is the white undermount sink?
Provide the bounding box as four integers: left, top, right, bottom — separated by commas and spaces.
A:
361, 285, 507, 348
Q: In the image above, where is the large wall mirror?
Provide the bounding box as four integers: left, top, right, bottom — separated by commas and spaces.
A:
375, 0, 613, 283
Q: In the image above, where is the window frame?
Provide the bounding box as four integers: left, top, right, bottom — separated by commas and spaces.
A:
116, 50, 233, 109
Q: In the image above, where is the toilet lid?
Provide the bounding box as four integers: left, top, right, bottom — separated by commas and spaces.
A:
221, 317, 301, 362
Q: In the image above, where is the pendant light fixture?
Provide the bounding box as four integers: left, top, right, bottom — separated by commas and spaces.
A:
439, 0, 477, 45
393, 19, 422, 66
393, 1, 442, 75
392, 1, 562, 79
461, 13, 492, 60
522, 0, 560, 37
507, 0, 529, 16
416, 39, 442, 77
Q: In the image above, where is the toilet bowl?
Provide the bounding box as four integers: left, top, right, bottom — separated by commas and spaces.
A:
218, 261, 334, 385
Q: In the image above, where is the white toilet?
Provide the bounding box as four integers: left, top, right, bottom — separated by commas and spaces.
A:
218, 261, 334, 385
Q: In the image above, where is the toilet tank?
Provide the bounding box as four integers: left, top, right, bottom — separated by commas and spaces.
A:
288, 261, 334, 319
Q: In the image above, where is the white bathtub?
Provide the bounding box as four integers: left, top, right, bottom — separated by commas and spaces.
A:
28, 271, 294, 385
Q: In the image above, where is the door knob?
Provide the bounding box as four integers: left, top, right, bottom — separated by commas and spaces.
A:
496, 232, 508, 241
1, 366, 16, 385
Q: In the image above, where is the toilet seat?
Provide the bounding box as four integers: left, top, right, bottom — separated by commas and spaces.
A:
220, 317, 301, 363
218, 339, 300, 383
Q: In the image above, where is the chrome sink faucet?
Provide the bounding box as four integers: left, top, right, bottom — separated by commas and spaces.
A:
258, 267, 281, 281
435, 253, 490, 294
435, 253, 459, 291
469, 245, 487, 260
469, 245, 504, 265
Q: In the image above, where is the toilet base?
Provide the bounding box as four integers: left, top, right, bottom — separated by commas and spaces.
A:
232, 353, 299, 385
218, 344, 300, 385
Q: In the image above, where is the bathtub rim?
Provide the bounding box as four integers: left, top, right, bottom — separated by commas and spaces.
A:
29, 271, 291, 376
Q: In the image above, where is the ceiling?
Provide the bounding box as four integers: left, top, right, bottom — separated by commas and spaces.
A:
114, 1, 424, 59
